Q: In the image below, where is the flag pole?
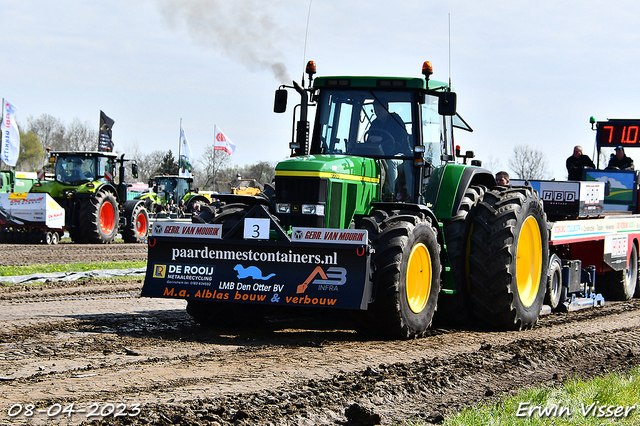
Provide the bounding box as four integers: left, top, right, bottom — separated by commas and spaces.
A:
212, 124, 217, 193
178, 118, 182, 175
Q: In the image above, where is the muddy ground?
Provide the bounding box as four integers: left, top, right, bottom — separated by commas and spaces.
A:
0, 243, 639, 425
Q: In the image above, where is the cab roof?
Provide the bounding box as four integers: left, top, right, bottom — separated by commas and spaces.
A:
50, 151, 119, 159
313, 76, 450, 92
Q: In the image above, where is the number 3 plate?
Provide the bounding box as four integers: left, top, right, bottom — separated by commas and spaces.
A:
244, 218, 270, 239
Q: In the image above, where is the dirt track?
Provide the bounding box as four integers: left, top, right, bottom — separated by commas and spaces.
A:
1, 243, 640, 425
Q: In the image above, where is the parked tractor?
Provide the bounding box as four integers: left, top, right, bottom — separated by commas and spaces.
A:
0, 170, 39, 193
30, 151, 149, 244
138, 175, 209, 216
143, 60, 549, 339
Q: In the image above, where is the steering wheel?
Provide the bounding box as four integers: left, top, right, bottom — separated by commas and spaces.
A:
363, 128, 396, 146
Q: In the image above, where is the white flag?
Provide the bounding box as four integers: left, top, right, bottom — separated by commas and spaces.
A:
214, 125, 236, 155
1, 99, 20, 167
179, 121, 193, 178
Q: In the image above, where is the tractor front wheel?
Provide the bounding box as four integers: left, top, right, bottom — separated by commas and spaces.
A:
122, 203, 149, 243
363, 211, 441, 339
80, 192, 120, 244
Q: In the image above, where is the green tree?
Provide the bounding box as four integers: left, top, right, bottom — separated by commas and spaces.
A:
16, 130, 44, 171
155, 150, 178, 176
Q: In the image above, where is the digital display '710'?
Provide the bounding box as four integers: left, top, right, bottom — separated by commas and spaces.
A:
596, 120, 640, 147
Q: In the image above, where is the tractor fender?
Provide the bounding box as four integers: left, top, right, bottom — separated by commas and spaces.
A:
93, 182, 119, 198
184, 193, 210, 206
370, 201, 443, 245
122, 199, 146, 224
429, 164, 494, 220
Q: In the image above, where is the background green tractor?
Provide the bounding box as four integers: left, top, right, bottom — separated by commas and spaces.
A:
190, 61, 549, 339
30, 151, 149, 244
138, 175, 210, 217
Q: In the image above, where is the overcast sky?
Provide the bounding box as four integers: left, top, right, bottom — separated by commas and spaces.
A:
2, 0, 640, 179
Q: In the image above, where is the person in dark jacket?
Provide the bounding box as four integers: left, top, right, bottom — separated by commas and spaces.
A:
566, 145, 595, 180
607, 146, 634, 171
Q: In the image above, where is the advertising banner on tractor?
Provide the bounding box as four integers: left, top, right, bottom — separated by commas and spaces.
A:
142, 233, 372, 310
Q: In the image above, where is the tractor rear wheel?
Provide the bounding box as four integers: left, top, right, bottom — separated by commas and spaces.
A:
598, 243, 638, 301
361, 211, 441, 339
122, 203, 149, 243
467, 186, 548, 330
80, 192, 120, 244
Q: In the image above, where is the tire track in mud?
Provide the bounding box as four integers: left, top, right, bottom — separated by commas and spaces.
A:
0, 282, 639, 425
1, 244, 640, 425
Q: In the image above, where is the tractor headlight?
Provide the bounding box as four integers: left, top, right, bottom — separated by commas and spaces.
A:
302, 204, 325, 215
276, 203, 291, 213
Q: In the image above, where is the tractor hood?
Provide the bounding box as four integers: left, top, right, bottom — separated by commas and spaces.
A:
275, 154, 380, 183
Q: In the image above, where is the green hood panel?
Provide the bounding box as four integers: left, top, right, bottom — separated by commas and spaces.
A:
31, 180, 101, 198
275, 155, 380, 184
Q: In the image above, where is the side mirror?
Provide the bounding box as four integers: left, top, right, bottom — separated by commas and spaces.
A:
131, 163, 139, 179
438, 92, 457, 116
274, 89, 288, 113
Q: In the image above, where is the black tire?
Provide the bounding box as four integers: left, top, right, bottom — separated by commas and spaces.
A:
185, 203, 266, 327
122, 203, 149, 243
545, 254, 564, 311
79, 192, 120, 244
467, 186, 549, 330
598, 243, 638, 301
45, 231, 53, 245
437, 185, 485, 325
192, 204, 216, 224
51, 231, 60, 245
362, 211, 441, 339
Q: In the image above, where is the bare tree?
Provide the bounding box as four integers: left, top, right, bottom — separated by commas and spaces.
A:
66, 118, 98, 151
508, 144, 551, 180
133, 150, 167, 183
200, 145, 231, 192
243, 160, 276, 185
482, 155, 503, 175
25, 114, 65, 151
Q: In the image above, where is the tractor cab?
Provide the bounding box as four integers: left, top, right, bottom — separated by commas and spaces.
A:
150, 175, 193, 204
53, 152, 116, 186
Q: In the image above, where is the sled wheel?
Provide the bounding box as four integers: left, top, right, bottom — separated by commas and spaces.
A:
467, 186, 548, 330
544, 254, 563, 310
599, 242, 638, 301
122, 203, 149, 243
80, 192, 120, 243
437, 185, 486, 325
364, 211, 441, 339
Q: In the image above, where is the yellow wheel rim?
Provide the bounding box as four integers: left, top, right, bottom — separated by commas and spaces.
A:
516, 216, 543, 307
406, 243, 432, 313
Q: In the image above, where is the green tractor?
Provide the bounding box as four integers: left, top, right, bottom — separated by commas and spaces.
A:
30, 151, 149, 244
138, 175, 210, 216
143, 61, 548, 339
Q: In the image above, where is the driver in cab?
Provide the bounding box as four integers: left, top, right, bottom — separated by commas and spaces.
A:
368, 101, 410, 155
367, 100, 412, 201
